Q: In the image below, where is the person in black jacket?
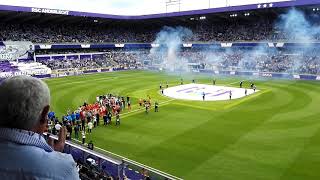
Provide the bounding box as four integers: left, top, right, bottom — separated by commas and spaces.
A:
95, 113, 100, 126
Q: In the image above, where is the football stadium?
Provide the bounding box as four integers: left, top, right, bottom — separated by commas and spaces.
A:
0, 0, 320, 179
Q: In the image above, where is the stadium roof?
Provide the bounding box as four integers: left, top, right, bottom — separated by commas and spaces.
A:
0, 0, 319, 20
0, 0, 294, 15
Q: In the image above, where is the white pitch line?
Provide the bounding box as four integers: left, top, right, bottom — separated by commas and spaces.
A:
228, 81, 242, 85
121, 108, 144, 116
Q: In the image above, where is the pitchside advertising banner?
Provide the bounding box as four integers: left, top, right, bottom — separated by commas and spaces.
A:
199, 69, 320, 81
33, 42, 320, 50
0, 41, 34, 61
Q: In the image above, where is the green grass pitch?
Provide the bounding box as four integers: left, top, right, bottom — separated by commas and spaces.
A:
45, 70, 320, 180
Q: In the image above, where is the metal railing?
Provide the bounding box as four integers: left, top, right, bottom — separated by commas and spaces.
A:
46, 133, 183, 180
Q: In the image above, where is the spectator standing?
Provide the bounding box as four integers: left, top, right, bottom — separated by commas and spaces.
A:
88, 121, 93, 133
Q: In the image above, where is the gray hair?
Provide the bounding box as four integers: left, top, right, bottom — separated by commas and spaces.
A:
0, 76, 50, 130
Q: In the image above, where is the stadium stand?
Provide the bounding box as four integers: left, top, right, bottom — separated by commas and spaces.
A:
33, 48, 320, 75
0, 18, 300, 43
0, 13, 318, 43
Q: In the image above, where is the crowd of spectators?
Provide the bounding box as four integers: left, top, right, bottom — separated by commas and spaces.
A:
0, 23, 155, 43
106, 51, 140, 69
147, 48, 320, 75
0, 15, 318, 43
35, 48, 319, 75
38, 57, 102, 70
36, 51, 141, 70
204, 49, 320, 74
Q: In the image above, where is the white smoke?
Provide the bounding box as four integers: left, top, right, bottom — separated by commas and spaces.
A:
150, 26, 192, 72
275, 8, 320, 74
145, 9, 320, 77
276, 8, 320, 42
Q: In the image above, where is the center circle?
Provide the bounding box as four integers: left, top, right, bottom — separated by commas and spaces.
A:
163, 84, 258, 101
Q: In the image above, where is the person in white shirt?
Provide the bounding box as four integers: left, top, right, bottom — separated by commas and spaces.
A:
55, 122, 62, 131
87, 121, 93, 133
93, 115, 97, 127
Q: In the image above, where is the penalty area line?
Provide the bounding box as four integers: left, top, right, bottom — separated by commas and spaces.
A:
223, 89, 270, 110
228, 81, 241, 85
172, 102, 216, 111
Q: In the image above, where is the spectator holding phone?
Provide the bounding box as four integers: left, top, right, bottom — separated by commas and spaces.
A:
0, 76, 79, 180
